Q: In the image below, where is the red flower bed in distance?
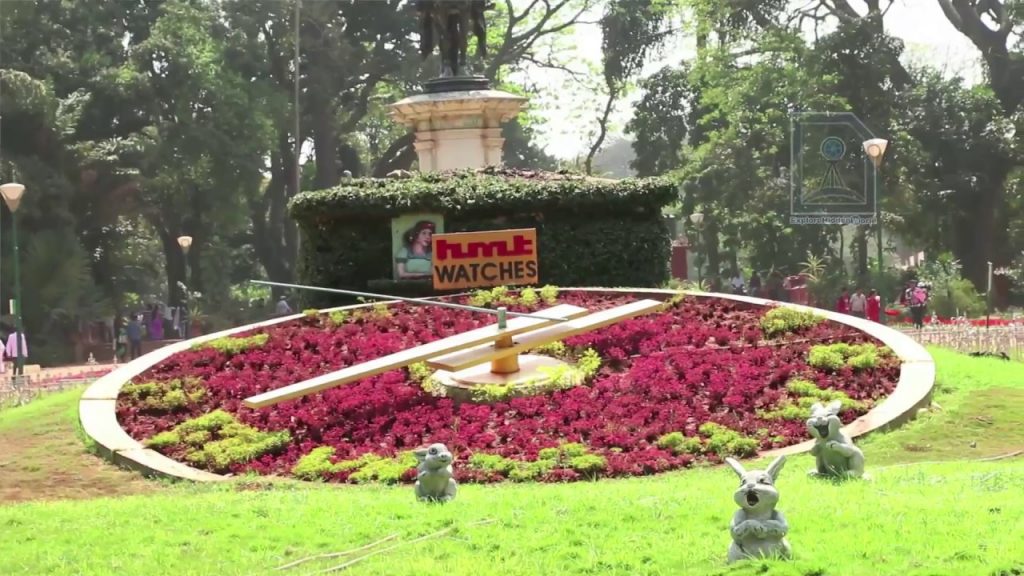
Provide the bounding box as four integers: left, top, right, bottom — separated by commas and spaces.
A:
116, 291, 900, 483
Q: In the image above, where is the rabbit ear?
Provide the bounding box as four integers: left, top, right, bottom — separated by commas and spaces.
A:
413, 448, 428, 463
827, 400, 843, 414
810, 402, 825, 415
725, 457, 746, 478
766, 455, 787, 482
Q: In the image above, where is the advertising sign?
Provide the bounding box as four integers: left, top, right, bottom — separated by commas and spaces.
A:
431, 228, 539, 290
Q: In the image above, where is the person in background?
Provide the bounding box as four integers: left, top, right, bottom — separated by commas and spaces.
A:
905, 280, 929, 329
115, 318, 128, 363
748, 271, 762, 297
866, 289, 881, 323
275, 295, 293, 316
5, 329, 28, 376
835, 288, 851, 315
126, 315, 143, 360
849, 288, 867, 318
730, 269, 745, 295
149, 304, 164, 341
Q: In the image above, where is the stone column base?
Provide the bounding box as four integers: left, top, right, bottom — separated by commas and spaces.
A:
390, 89, 527, 172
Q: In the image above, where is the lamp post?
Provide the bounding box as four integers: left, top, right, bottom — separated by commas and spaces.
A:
689, 212, 705, 286
177, 235, 193, 338
862, 138, 888, 275
986, 260, 993, 330
863, 138, 888, 324
0, 182, 27, 376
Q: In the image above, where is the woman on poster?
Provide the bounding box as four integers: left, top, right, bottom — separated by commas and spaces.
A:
395, 220, 436, 280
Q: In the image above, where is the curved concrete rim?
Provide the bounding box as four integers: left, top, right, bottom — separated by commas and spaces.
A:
80, 288, 934, 481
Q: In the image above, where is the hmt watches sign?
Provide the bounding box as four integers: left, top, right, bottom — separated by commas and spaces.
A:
431, 228, 539, 290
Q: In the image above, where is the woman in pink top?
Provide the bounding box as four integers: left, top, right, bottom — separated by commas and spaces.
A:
5, 331, 28, 376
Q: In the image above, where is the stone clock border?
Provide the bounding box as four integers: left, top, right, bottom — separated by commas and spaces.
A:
79, 288, 934, 482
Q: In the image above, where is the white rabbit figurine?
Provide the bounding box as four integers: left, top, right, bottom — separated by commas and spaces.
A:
806, 400, 866, 479
725, 456, 792, 564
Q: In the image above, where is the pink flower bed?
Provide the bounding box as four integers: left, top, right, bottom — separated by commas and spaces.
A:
116, 291, 900, 483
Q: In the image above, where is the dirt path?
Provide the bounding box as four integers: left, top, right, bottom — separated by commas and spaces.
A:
0, 388, 159, 504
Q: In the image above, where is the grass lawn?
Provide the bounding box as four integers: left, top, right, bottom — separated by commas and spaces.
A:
0, 389, 156, 503
0, 348, 1021, 576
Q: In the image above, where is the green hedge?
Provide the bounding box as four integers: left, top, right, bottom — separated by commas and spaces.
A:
290, 168, 676, 307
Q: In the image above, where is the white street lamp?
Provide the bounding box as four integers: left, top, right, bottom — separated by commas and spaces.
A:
0, 183, 26, 212
862, 138, 888, 168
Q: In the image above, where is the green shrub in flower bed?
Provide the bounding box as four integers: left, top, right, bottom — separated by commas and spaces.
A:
760, 306, 826, 338
757, 379, 867, 420
193, 334, 269, 355
467, 443, 608, 481
291, 448, 417, 484
144, 410, 290, 472
289, 168, 676, 306
654, 424, 760, 458
121, 378, 205, 412
808, 343, 891, 372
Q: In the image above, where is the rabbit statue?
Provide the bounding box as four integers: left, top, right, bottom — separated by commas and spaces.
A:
725, 456, 791, 564
413, 443, 457, 502
806, 400, 865, 479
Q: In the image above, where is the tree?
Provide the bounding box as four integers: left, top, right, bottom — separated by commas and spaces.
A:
809, 16, 908, 276
115, 1, 273, 308
627, 65, 697, 176
672, 28, 847, 276
892, 70, 1019, 280
935, 0, 1023, 286
787, 0, 1022, 288
583, 0, 677, 174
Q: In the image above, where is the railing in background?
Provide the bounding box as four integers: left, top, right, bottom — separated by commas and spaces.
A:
0, 367, 115, 409
899, 322, 1024, 361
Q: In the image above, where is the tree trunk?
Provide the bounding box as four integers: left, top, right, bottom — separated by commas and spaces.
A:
838, 226, 845, 269
311, 95, 339, 189
155, 226, 187, 307
967, 184, 999, 290
705, 220, 721, 282
855, 226, 868, 278
250, 142, 297, 295
585, 87, 618, 175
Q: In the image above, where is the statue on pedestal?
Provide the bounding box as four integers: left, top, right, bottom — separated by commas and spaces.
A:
416, 0, 492, 78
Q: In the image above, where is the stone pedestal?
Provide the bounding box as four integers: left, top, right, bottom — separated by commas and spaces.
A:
389, 87, 527, 172
432, 354, 569, 404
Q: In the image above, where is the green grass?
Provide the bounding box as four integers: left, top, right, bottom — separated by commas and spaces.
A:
862, 347, 1024, 464
0, 349, 1022, 576
0, 388, 154, 503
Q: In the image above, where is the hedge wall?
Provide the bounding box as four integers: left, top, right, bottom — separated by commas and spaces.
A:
290, 168, 676, 307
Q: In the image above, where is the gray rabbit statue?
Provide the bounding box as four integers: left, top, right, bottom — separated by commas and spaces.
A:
725, 456, 792, 564
806, 400, 866, 479
414, 443, 458, 502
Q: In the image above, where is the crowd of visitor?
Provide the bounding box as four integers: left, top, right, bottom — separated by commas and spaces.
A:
704, 266, 931, 329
